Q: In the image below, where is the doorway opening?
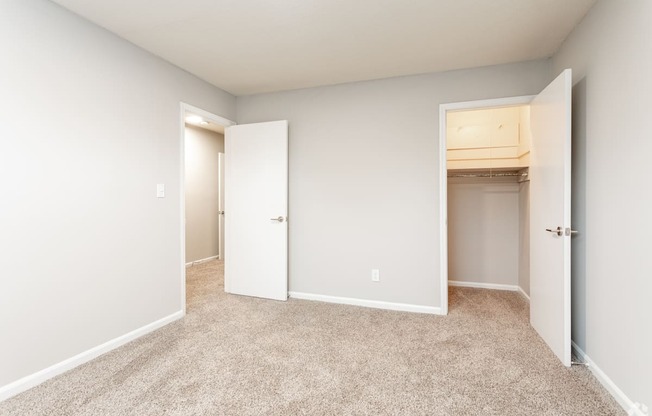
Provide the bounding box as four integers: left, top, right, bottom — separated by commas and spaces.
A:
439, 69, 573, 367
438, 96, 534, 316
180, 102, 235, 312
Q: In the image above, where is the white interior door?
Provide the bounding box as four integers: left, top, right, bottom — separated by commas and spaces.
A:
224, 120, 288, 301
529, 69, 572, 366
218, 152, 225, 260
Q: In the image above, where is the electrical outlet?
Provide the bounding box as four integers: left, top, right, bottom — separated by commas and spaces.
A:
371, 269, 380, 282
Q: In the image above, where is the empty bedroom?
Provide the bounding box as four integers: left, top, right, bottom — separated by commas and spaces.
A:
1, 0, 650, 415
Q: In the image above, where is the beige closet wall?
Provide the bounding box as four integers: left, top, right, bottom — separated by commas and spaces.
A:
185, 125, 224, 263
518, 181, 530, 296
447, 179, 521, 287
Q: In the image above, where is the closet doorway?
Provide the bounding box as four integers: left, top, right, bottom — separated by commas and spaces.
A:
438, 68, 573, 367
445, 103, 531, 298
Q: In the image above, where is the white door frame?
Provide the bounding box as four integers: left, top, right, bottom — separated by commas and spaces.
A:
218, 152, 225, 261
438, 95, 535, 315
179, 102, 236, 315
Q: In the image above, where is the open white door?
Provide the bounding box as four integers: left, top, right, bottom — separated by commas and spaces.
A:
217, 152, 225, 260
224, 121, 288, 301
529, 69, 572, 366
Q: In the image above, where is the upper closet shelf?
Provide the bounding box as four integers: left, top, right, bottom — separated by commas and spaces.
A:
446, 105, 531, 171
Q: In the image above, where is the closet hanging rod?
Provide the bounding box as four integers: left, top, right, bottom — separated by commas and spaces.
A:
447, 171, 528, 179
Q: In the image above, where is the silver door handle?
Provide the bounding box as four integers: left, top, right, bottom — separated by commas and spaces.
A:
545, 227, 577, 237
219, 211, 225, 215
545, 227, 563, 236
270, 216, 285, 223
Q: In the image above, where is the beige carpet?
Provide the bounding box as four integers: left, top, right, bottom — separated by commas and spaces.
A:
1, 260, 623, 415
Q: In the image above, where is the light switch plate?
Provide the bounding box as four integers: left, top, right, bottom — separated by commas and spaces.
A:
157, 184, 165, 198
371, 269, 380, 282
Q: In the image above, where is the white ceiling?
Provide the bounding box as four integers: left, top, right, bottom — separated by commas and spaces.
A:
50, 0, 596, 96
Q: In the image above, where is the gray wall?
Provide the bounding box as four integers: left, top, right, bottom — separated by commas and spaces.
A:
11, 0, 649, 408
185, 125, 224, 263
518, 181, 530, 296
447, 180, 520, 287
237, 60, 552, 308
0, 0, 235, 388
553, 0, 652, 407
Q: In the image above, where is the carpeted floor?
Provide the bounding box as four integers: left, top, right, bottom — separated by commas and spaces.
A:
0, 260, 623, 415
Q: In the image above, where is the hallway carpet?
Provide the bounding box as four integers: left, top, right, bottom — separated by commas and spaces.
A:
0, 260, 623, 415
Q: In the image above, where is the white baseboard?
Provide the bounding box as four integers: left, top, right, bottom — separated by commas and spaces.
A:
448, 281, 531, 302
0, 310, 184, 402
448, 280, 519, 292
288, 291, 441, 315
185, 255, 219, 268
572, 341, 649, 416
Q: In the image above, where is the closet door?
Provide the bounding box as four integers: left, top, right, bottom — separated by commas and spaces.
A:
529, 69, 572, 367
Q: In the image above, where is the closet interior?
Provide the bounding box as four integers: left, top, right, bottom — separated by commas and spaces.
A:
447, 105, 531, 298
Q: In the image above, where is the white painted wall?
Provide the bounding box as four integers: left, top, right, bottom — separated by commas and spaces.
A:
237, 60, 552, 308
185, 125, 224, 263
4, 0, 647, 410
0, 0, 235, 390
447, 179, 520, 287
553, 0, 652, 409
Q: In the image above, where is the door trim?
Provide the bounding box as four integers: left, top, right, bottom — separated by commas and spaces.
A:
438, 95, 535, 315
218, 152, 225, 261
179, 102, 236, 315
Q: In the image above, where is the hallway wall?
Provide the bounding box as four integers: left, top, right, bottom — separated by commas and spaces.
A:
185, 125, 224, 263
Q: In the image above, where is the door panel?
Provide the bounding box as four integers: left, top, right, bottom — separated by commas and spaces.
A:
529, 69, 572, 366
224, 121, 288, 301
